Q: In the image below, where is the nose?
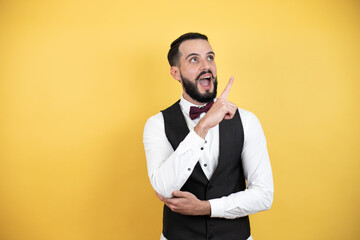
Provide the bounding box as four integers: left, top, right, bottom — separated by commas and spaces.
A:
200, 58, 210, 71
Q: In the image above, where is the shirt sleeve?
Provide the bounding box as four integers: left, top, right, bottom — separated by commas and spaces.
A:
143, 112, 206, 198
209, 110, 274, 219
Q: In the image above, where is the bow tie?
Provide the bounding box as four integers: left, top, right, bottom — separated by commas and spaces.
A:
189, 101, 214, 120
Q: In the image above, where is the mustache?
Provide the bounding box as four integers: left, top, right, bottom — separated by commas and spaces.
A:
195, 70, 214, 81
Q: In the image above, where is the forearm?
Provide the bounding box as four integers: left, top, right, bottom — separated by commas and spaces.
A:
209, 185, 273, 219
209, 164, 273, 219
144, 114, 206, 198
147, 132, 203, 197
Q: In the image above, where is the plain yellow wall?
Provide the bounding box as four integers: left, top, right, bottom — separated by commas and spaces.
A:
1, 0, 359, 239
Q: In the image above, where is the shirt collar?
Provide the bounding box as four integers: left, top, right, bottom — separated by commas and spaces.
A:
179, 95, 214, 118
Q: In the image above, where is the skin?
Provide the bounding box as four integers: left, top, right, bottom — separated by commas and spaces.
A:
157, 39, 237, 216
170, 39, 217, 105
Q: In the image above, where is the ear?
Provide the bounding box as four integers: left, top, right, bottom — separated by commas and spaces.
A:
170, 66, 181, 82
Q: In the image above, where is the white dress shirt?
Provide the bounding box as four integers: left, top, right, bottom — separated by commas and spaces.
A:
143, 96, 273, 240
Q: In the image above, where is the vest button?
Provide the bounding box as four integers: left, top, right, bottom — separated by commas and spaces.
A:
208, 185, 213, 190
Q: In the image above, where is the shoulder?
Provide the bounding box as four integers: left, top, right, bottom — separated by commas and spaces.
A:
238, 107, 261, 125
237, 107, 265, 136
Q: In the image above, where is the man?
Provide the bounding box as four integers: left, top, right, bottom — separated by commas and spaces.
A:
143, 32, 273, 240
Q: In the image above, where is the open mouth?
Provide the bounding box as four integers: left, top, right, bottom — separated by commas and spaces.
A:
198, 73, 212, 89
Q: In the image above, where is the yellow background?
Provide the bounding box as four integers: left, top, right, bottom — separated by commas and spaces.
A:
1, 0, 359, 239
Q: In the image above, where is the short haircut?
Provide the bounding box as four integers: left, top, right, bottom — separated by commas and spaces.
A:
167, 32, 208, 66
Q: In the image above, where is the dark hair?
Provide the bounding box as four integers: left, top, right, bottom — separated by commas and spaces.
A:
167, 32, 208, 66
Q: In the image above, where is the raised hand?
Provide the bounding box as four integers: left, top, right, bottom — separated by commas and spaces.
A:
194, 76, 238, 139
219, 75, 234, 100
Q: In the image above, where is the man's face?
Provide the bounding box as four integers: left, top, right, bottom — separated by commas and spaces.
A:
173, 39, 218, 104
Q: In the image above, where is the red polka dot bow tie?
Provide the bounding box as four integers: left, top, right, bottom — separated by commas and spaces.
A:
189, 101, 214, 120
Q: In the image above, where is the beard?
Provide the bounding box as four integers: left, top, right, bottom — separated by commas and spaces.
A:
180, 71, 218, 104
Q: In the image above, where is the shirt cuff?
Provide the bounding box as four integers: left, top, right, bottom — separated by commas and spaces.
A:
209, 198, 225, 218
184, 130, 206, 148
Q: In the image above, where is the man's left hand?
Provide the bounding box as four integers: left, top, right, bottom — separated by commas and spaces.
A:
155, 191, 211, 216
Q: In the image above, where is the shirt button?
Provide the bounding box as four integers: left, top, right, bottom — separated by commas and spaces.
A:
204, 164, 207, 167
188, 168, 191, 171
205, 140, 207, 144
201, 147, 204, 150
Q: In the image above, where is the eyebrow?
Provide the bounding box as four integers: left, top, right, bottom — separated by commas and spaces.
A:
185, 51, 215, 60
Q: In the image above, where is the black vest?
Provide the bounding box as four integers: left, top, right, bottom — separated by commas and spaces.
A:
161, 101, 250, 240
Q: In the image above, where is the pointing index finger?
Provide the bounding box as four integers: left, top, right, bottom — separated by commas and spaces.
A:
219, 76, 234, 100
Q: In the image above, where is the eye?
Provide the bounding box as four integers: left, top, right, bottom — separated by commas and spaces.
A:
207, 55, 214, 61
190, 57, 198, 63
